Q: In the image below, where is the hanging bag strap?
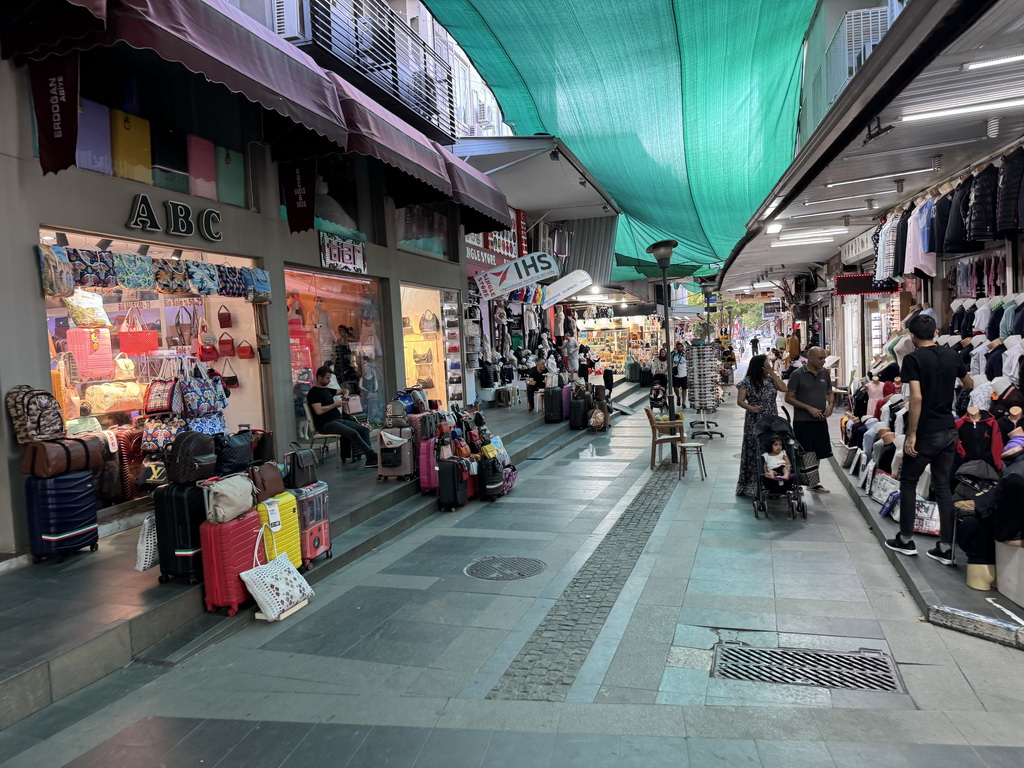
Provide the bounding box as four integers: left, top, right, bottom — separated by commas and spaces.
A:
251, 523, 277, 568
222, 358, 237, 376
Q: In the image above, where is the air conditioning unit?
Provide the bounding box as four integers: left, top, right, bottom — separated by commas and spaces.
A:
273, 0, 308, 41
840, 229, 875, 266
476, 102, 494, 128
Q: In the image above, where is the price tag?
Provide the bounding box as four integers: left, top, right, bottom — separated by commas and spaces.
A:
263, 499, 283, 532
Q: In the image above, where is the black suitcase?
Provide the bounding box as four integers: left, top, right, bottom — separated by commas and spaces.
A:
437, 460, 469, 511
603, 368, 614, 394
26, 471, 99, 563
545, 386, 564, 423
570, 399, 588, 430
153, 484, 206, 584
479, 457, 505, 501
627, 361, 640, 382
639, 366, 653, 387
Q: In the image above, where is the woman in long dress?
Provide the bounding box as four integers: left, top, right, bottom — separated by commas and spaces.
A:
736, 354, 789, 497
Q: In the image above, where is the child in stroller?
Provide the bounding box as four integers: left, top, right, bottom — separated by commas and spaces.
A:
649, 382, 668, 414
762, 438, 794, 492
752, 415, 807, 519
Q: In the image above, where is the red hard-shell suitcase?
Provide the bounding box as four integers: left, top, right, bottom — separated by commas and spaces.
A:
200, 510, 260, 615
153, 484, 205, 585
378, 427, 416, 483
290, 481, 331, 570
116, 428, 144, 500
467, 472, 479, 500
437, 459, 468, 511
418, 437, 439, 494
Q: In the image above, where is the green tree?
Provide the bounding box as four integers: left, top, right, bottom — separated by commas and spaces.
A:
718, 298, 770, 337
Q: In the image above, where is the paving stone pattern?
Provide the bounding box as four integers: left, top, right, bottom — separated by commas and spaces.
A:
488, 465, 677, 701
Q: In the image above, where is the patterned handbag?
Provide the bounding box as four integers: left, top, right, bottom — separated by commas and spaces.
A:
185, 260, 218, 295
188, 410, 227, 435
181, 359, 227, 416
144, 357, 184, 415
141, 414, 187, 452
66, 248, 116, 288
216, 264, 248, 298
113, 252, 155, 290
153, 258, 190, 294
241, 267, 272, 304
37, 245, 75, 298
797, 449, 820, 488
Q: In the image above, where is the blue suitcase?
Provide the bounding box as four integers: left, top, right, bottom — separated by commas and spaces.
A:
26, 471, 99, 563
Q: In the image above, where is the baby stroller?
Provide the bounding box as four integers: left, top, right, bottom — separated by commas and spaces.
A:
649, 383, 668, 413
752, 414, 807, 519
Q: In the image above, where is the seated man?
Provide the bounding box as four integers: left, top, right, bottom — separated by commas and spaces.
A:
306, 366, 377, 468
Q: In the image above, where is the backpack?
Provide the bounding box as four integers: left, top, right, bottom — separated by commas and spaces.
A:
500, 364, 514, 384
6, 385, 65, 444
588, 408, 607, 431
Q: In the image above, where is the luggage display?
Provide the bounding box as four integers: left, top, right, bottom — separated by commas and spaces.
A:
25, 471, 99, 562
21, 436, 104, 478
285, 448, 318, 489
545, 386, 564, 423
6, 385, 65, 444
639, 366, 653, 387
378, 426, 416, 483
256, 492, 303, 570
438, 459, 469, 511
592, 384, 607, 402
248, 460, 286, 503
153, 484, 206, 585
289, 481, 331, 570
569, 399, 588, 430
407, 412, 440, 441
479, 457, 505, 501
494, 387, 511, 408
67, 327, 114, 381
627, 361, 640, 382
502, 465, 518, 495
164, 431, 216, 485
200, 511, 260, 615
418, 437, 439, 494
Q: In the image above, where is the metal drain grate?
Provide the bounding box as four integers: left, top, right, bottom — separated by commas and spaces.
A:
712, 642, 904, 693
465, 557, 545, 581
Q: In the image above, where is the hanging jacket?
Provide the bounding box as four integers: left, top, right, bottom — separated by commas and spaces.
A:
930, 193, 953, 253
997, 147, 1024, 234
967, 165, 999, 242
955, 413, 1004, 470
949, 305, 965, 334
893, 204, 914, 277
944, 178, 983, 253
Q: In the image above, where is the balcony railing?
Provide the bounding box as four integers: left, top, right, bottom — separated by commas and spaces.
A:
824, 7, 890, 112
275, 0, 457, 140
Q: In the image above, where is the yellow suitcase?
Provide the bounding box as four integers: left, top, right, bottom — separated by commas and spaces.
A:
256, 492, 302, 569
110, 109, 153, 184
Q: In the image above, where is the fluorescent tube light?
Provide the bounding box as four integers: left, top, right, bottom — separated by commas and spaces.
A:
778, 228, 848, 240
902, 98, 1024, 122
789, 207, 864, 219
770, 238, 835, 247
765, 223, 783, 234
826, 169, 931, 188
965, 53, 1024, 71
805, 191, 894, 205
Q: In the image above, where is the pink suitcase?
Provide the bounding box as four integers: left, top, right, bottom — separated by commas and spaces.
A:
418, 437, 439, 494
199, 510, 260, 616
67, 327, 114, 381
187, 135, 217, 199
378, 427, 416, 483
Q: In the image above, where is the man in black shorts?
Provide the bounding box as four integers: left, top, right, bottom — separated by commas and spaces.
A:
671, 342, 688, 408
785, 346, 834, 493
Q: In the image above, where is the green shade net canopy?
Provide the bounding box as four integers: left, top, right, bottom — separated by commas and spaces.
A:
423, 0, 814, 278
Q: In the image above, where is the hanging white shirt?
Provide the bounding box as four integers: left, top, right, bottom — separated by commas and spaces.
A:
1003, 342, 1024, 386
973, 304, 993, 335
970, 344, 988, 376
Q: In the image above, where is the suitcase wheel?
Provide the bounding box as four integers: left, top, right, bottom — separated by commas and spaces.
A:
227, 607, 238, 617
158, 574, 171, 584
377, 475, 384, 483
32, 555, 42, 564
303, 560, 313, 572
90, 542, 98, 552
326, 549, 333, 558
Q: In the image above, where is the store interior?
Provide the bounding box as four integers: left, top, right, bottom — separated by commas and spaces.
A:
400, 284, 463, 410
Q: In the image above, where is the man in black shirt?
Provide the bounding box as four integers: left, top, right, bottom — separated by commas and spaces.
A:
886, 315, 973, 562
306, 366, 377, 468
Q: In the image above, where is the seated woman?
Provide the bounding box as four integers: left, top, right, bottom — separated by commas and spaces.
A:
762, 438, 793, 490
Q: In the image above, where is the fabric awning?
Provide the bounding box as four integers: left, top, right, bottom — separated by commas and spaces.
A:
432, 142, 515, 234
329, 72, 452, 198
1, 0, 347, 147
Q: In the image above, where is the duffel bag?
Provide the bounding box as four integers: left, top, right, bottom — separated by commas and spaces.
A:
21, 435, 104, 478
164, 431, 216, 485
199, 473, 257, 523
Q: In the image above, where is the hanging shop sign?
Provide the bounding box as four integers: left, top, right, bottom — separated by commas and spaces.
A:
834, 274, 899, 296
474, 251, 560, 300
279, 158, 317, 234
28, 53, 80, 175
516, 210, 528, 259
465, 243, 511, 270
762, 300, 783, 318
319, 231, 366, 274
126, 194, 222, 241
541, 269, 593, 309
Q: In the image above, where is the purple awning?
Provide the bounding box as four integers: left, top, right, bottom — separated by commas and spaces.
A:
329, 72, 452, 197
1, 0, 347, 147
433, 142, 514, 234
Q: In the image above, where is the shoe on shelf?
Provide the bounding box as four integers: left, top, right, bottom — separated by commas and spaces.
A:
926, 544, 954, 566
885, 536, 917, 556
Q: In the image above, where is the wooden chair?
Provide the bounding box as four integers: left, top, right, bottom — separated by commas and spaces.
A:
644, 406, 689, 471
303, 402, 354, 469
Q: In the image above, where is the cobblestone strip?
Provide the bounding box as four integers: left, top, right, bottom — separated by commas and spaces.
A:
487, 465, 678, 701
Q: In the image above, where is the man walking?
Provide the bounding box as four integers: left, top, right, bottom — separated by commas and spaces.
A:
785, 346, 834, 493
671, 341, 688, 408
885, 314, 973, 562
750, 336, 760, 356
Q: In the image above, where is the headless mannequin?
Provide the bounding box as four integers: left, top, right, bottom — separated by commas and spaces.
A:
866, 376, 884, 417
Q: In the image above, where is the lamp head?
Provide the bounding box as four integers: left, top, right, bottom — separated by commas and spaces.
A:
646, 239, 678, 270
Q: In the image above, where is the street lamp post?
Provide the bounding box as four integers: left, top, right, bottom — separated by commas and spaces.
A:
646, 239, 678, 463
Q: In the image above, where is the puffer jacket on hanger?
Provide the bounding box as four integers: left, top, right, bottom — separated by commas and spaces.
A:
968, 165, 999, 242
997, 147, 1024, 234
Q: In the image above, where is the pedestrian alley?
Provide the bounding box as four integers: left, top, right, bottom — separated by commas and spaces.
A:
5, 398, 1024, 768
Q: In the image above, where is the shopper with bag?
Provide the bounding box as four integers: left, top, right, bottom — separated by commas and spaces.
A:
306, 367, 377, 468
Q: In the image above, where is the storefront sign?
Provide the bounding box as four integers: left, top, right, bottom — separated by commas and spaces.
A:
834, 273, 898, 296
762, 300, 783, 318
465, 244, 502, 268
541, 270, 593, 309
319, 231, 366, 274
126, 194, 222, 241
516, 210, 528, 259
475, 251, 560, 300
28, 53, 79, 175
280, 159, 317, 234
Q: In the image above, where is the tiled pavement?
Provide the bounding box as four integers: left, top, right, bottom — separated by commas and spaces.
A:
5, 384, 1024, 767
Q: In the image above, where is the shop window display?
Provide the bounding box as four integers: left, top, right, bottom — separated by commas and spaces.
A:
396, 202, 451, 260
284, 270, 385, 426
401, 284, 464, 409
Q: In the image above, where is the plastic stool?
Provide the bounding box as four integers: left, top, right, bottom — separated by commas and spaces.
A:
679, 442, 708, 481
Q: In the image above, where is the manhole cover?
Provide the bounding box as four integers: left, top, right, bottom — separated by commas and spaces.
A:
711, 643, 904, 693
465, 557, 545, 580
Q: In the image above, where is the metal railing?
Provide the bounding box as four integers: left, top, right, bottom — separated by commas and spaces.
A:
824, 7, 890, 111
307, 0, 456, 138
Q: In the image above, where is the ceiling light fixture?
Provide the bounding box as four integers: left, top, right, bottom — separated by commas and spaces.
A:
765, 222, 783, 234
842, 215, 851, 226
789, 207, 864, 219
804, 190, 893, 206
95, 238, 113, 251
778, 228, 848, 240
844, 138, 983, 162
770, 238, 835, 247
895, 179, 904, 193
826, 168, 932, 188
964, 53, 1024, 71
902, 98, 1024, 122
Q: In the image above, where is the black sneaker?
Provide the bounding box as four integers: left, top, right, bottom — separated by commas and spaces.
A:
926, 544, 954, 566
885, 536, 917, 556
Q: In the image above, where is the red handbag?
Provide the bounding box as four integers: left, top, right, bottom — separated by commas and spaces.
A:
197, 341, 219, 362
218, 332, 236, 357
217, 304, 232, 328
236, 340, 255, 359
118, 307, 158, 356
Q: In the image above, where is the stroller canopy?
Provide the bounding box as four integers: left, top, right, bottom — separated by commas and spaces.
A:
753, 415, 793, 442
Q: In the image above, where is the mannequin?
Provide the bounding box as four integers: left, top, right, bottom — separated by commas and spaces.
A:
361, 359, 383, 425
866, 376, 884, 418
305, 297, 334, 364
1003, 335, 1023, 387
563, 331, 580, 374
861, 418, 882, 458
956, 406, 1005, 470
287, 292, 304, 325
877, 430, 897, 474
891, 435, 907, 478
999, 406, 1024, 443
554, 305, 565, 342
1002, 423, 1024, 458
